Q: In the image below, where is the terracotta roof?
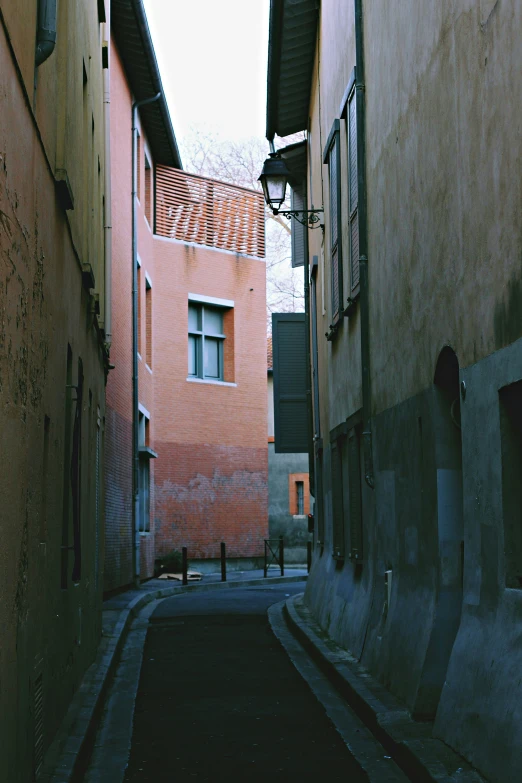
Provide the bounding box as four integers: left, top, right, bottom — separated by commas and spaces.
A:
267, 336, 273, 371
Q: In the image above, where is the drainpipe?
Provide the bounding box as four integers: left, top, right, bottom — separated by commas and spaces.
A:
35, 0, 57, 66
103, 12, 112, 349
354, 0, 374, 488
132, 93, 160, 586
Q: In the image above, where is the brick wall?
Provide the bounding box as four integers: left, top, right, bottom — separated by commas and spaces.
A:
153, 236, 268, 562
154, 443, 268, 559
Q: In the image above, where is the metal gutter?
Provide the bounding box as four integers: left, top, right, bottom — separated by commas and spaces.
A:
103, 8, 112, 349
355, 0, 374, 488
266, 0, 283, 140
132, 0, 181, 168
35, 0, 57, 66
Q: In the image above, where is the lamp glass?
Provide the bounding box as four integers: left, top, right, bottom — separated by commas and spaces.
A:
265, 175, 287, 209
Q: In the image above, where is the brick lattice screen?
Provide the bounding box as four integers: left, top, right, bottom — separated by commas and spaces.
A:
155, 166, 266, 258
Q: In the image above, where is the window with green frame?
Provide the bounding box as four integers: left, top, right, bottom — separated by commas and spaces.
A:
323, 120, 343, 321
347, 87, 360, 294
188, 303, 225, 380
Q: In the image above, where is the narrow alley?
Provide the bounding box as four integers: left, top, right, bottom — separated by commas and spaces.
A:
2, 0, 522, 780
81, 579, 405, 783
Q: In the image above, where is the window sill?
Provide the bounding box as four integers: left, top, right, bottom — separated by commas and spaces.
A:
186, 377, 237, 388
146, 363, 153, 375
325, 319, 341, 342
342, 290, 360, 318
139, 446, 158, 459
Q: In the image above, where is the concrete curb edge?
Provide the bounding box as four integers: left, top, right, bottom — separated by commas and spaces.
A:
283, 595, 485, 783
43, 573, 307, 782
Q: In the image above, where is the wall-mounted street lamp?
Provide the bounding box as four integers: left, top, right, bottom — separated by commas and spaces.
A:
258, 153, 323, 228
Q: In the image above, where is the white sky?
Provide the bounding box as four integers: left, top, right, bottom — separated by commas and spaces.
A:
143, 0, 270, 148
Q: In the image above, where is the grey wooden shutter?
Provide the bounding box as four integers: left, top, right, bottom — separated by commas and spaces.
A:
272, 313, 308, 453
331, 439, 345, 558
348, 91, 360, 292
348, 428, 363, 561
291, 187, 306, 268
329, 138, 340, 317
316, 449, 325, 543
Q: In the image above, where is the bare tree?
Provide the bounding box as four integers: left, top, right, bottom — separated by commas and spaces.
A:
180, 128, 306, 331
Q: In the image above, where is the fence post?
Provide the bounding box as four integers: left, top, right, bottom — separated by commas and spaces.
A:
307, 540, 312, 573
220, 542, 226, 582
182, 546, 188, 586
279, 535, 284, 577
264, 540, 268, 578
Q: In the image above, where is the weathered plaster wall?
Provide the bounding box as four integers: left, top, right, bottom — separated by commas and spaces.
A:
307, 1, 360, 439
0, 3, 106, 778
434, 337, 522, 783
365, 0, 522, 414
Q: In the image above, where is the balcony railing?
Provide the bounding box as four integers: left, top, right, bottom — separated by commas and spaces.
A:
155, 166, 266, 258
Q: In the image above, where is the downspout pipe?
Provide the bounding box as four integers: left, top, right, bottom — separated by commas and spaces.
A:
132, 92, 160, 586
354, 0, 374, 488
35, 0, 57, 66
103, 12, 112, 349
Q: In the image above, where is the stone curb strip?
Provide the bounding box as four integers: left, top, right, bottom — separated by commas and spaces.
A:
41, 573, 307, 783
284, 594, 487, 783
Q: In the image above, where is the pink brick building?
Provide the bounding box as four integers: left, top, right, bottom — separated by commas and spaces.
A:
104, 3, 267, 591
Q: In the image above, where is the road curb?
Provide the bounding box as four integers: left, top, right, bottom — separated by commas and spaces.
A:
42, 573, 307, 782
283, 594, 485, 783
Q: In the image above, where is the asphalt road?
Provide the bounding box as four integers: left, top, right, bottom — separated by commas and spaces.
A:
122, 583, 366, 782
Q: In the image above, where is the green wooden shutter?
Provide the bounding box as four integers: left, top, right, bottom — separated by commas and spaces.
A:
329, 136, 342, 317
331, 439, 345, 558
291, 187, 306, 268
347, 427, 363, 561
272, 313, 308, 453
348, 91, 360, 292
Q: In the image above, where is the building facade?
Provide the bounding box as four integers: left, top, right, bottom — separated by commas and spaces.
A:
0, 0, 108, 778
104, 0, 268, 587
104, 0, 182, 593
153, 168, 268, 570
266, 1, 522, 781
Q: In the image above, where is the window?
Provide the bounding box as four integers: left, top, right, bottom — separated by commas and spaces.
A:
331, 438, 345, 559
289, 473, 309, 516
188, 303, 225, 381
296, 481, 305, 515
137, 263, 142, 355
347, 88, 360, 294
323, 120, 342, 321
145, 154, 152, 226
499, 380, 522, 588
347, 427, 363, 561
145, 276, 152, 367
138, 412, 150, 533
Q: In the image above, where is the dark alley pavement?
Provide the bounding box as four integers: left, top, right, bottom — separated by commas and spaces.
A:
121, 582, 366, 783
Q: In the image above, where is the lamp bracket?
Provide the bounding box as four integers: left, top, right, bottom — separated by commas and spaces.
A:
272, 208, 324, 229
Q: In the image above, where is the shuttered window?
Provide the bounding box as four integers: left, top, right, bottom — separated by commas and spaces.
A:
272, 313, 308, 453
331, 439, 345, 558
347, 427, 363, 561
291, 187, 306, 268
323, 120, 342, 321
316, 449, 325, 543
348, 91, 360, 292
